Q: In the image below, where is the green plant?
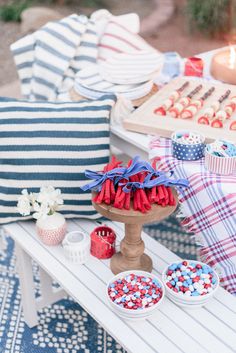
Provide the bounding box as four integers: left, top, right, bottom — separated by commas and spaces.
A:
65, 0, 106, 7
0, 0, 33, 22
186, 0, 232, 36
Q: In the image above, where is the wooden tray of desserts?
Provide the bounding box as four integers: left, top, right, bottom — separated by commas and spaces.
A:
123, 77, 236, 142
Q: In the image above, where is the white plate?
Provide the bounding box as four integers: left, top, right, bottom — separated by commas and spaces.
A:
75, 66, 153, 100
100, 51, 163, 85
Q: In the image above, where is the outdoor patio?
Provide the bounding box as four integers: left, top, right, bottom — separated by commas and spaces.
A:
0, 1, 235, 353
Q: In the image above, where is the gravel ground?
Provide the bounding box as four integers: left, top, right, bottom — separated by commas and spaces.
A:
0, 0, 226, 86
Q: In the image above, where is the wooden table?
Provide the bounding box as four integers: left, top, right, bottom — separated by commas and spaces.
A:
3, 219, 236, 353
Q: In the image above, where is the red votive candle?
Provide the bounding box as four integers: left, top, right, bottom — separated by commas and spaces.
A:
184, 57, 204, 77
90, 226, 116, 259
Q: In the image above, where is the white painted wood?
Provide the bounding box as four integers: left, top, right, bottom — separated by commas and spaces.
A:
106, 219, 236, 312
39, 266, 53, 297
20, 222, 182, 353
3, 220, 236, 353
4, 222, 157, 353
36, 288, 67, 312
37, 267, 66, 311
111, 125, 149, 158
15, 243, 38, 328
73, 219, 236, 353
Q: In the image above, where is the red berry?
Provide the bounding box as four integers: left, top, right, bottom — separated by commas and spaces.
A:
154, 107, 166, 116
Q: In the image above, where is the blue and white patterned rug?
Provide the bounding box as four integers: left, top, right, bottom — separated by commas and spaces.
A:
0, 216, 198, 353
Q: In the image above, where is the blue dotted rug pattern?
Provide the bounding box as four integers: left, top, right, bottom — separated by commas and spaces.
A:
0, 216, 198, 353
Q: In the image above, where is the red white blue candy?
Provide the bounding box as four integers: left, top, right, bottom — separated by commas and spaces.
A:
164, 261, 217, 296
108, 274, 163, 310
206, 140, 236, 157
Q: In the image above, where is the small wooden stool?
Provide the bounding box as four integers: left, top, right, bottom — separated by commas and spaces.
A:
92, 190, 178, 274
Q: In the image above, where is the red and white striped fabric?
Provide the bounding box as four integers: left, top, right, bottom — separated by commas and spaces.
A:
150, 136, 236, 295
97, 20, 155, 62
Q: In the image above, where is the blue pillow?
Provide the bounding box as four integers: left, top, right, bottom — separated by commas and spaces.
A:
0, 94, 116, 223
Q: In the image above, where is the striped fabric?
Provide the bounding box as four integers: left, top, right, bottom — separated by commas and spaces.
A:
11, 12, 157, 103
97, 20, 154, 63
0, 95, 116, 224
11, 14, 98, 101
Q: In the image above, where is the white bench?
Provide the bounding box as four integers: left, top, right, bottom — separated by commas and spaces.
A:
3, 218, 236, 353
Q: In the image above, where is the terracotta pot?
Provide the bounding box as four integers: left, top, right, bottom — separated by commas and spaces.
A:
36, 212, 66, 246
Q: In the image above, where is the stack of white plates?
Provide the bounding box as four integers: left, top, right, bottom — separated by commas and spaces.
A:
74, 51, 163, 100
100, 51, 163, 85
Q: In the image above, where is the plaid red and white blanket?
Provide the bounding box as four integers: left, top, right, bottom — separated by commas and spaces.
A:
150, 136, 236, 295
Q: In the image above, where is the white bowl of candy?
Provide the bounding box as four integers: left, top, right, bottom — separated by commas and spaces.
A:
162, 260, 219, 308
106, 270, 165, 319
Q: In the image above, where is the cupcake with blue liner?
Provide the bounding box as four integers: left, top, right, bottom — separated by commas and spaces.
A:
205, 140, 236, 175
171, 130, 205, 161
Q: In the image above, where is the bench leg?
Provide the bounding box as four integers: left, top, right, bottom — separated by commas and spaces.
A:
15, 243, 39, 328
37, 267, 66, 311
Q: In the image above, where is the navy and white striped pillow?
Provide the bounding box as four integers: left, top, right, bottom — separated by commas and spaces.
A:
0, 94, 116, 224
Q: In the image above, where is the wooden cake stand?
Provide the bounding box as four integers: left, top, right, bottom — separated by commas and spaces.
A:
92, 190, 178, 274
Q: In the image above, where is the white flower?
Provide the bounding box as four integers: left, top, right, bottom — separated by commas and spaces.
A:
29, 192, 38, 204
17, 186, 64, 220
17, 189, 31, 216
37, 186, 63, 211
32, 202, 50, 220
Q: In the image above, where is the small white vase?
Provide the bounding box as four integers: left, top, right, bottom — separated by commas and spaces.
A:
36, 212, 66, 246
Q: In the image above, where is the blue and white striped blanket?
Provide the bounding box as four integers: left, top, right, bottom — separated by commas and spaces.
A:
11, 14, 98, 101
11, 11, 159, 102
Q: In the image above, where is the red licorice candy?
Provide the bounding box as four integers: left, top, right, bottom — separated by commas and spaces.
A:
93, 158, 176, 213
93, 156, 122, 205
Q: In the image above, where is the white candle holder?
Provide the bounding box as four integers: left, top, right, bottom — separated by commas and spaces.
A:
62, 231, 90, 264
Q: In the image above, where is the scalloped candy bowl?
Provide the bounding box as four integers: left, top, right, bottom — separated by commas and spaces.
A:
162, 260, 219, 309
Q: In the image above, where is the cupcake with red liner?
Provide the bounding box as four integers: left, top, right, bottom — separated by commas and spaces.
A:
205, 140, 236, 175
